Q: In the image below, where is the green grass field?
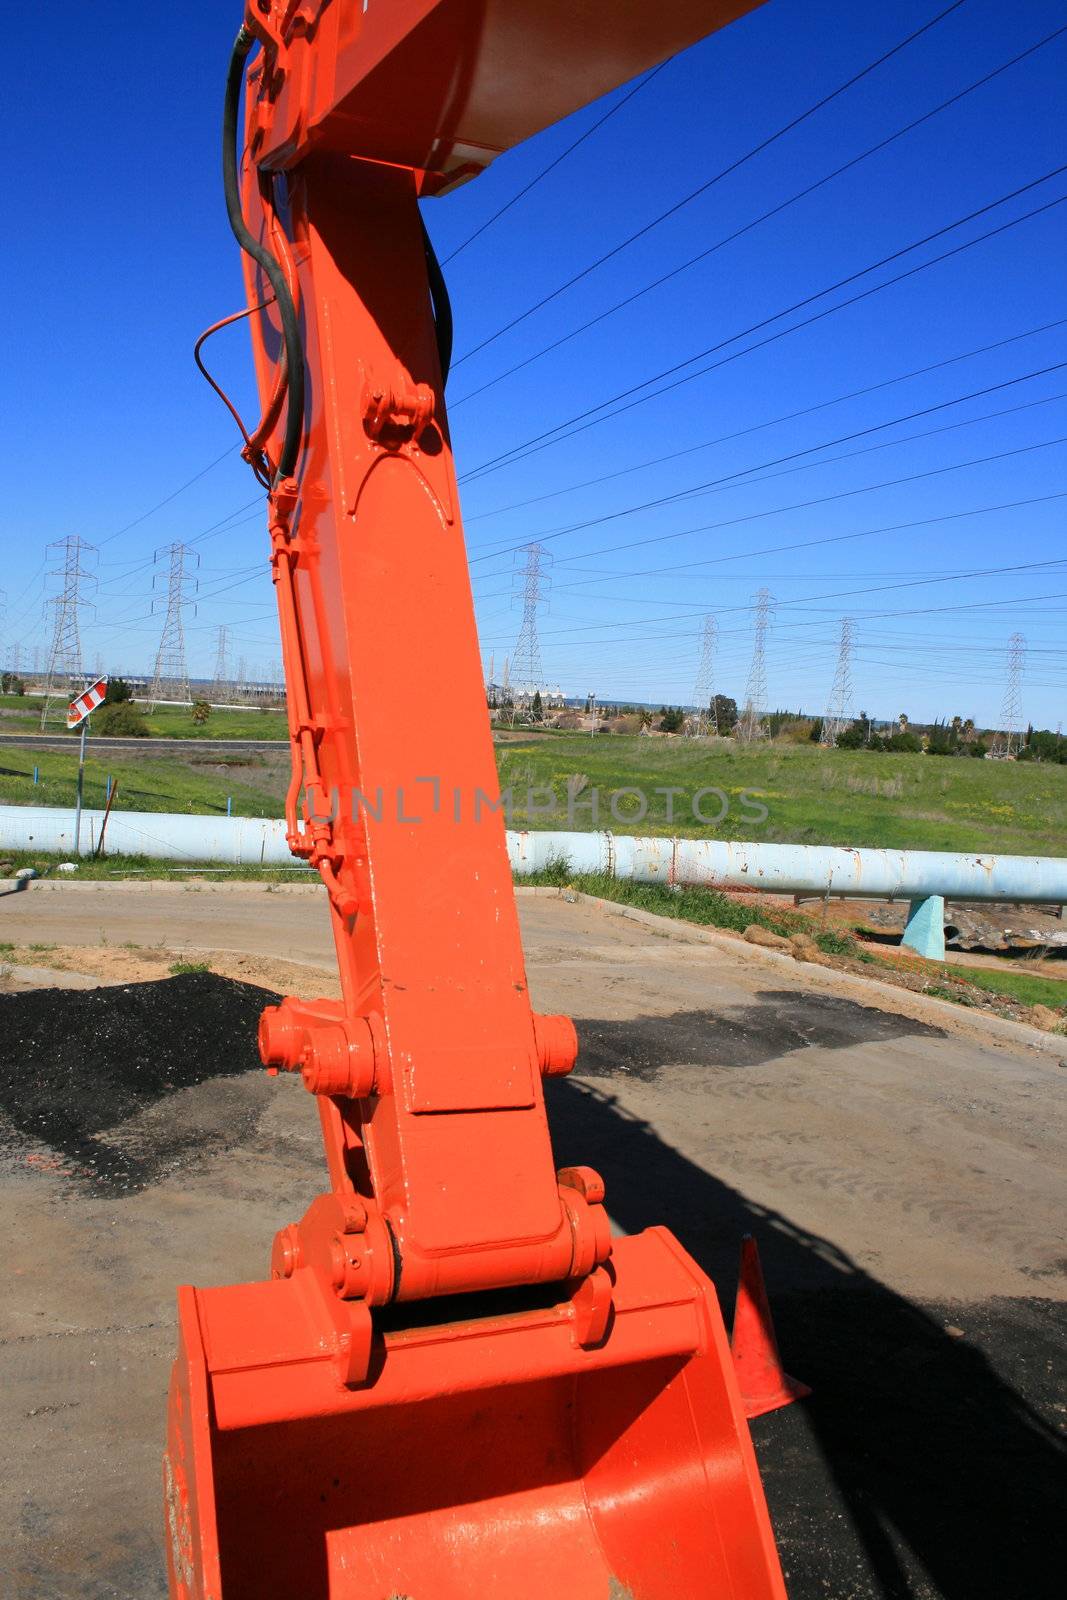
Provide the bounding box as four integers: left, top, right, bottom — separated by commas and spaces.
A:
941, 963, 1067, 1011
497, 735, 1067, 856
2, 713, 1065, 857
0, 693, 288, 741
0, 744, 285, 817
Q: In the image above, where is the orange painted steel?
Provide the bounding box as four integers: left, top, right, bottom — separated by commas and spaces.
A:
165, 4, 783, 1596
244, 0, 766, 192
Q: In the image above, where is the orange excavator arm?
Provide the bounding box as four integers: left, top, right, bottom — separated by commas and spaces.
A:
165, 5, 786, 1597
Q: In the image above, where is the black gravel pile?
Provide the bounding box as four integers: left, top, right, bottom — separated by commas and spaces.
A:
0, 973, 279, 1195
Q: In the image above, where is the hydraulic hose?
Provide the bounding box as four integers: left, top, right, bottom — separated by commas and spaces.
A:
223, 26, 305, 483
421, 216, 453, 386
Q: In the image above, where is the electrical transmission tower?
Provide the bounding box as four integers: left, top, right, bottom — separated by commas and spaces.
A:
511, 543, 550, 716
148, 543, 198, 710
736, 588, 773, 744
820, 617, 855, 747
993, 632, 1025, 758
41, 536, 97, 729
212, 625, 232, 704
690, 615, 717, 735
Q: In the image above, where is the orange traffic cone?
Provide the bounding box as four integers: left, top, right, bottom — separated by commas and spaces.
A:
730, 1234, 811, 1419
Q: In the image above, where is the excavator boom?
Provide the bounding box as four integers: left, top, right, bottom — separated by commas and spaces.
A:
165, 5, 785, 1596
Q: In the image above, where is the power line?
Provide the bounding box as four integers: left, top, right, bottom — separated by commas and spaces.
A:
543, 487, 1067, 587
478, 555, 1067, 650
512, 437, 1067, 573
463, 318, 1067, 525
470, 392, 1067, 592
468, 362, 1067, 564
453, 23, 1067, 406
440, 63, 667, 265
475, 594, 1067, 695
95, 446, 237, 549
452, 0, 970, 367
459, 169, 1067, 485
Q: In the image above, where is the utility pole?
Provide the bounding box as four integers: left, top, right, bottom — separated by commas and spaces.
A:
736, 588, 773, 745
41, 535, 97, 730
690, 614, 716, 735
148, 542, 198, 710
511, 543, 550, 718
992, 632, 1025, 758
820, 617, 855, 747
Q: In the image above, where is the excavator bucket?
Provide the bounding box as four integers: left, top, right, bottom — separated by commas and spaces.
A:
166, 1228, 785, 1600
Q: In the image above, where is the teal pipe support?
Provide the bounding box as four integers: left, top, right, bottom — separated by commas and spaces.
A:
902, 894, 946, 961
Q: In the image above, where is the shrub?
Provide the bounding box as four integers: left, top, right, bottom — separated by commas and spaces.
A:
94, 700, 150, 737
835, 723, 866, 749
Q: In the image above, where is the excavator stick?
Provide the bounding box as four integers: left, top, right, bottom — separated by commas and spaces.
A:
166, 4, 784, 1595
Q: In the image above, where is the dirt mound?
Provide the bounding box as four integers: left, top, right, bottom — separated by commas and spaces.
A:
0, 972, 279, 1195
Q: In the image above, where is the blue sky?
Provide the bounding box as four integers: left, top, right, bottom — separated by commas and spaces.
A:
4, 0, 1065, 727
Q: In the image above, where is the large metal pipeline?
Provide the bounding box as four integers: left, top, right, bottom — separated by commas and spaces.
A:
504, 830, 1067, 904
0, 804, 292, 866
1, 806, 1064, 904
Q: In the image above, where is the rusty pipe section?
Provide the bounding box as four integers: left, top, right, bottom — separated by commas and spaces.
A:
2, 806, 1065, 904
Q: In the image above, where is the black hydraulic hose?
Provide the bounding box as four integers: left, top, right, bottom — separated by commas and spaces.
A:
223, 26, 305, 483
421, 215, 453, 386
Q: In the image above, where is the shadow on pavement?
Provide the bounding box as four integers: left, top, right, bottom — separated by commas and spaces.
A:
548, 1071, 1067, 1600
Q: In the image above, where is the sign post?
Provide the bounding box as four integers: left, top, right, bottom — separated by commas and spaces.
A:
67, 676, 108, 857
74, 719, 88, 855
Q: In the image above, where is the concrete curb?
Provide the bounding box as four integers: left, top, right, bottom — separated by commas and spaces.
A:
0, 877, 320, 896
524, 886, 1067, 1063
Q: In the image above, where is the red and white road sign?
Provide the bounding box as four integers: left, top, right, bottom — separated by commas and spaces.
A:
67, 676, 109, 730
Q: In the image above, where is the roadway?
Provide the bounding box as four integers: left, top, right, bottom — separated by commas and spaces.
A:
0, 732, 286, 756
